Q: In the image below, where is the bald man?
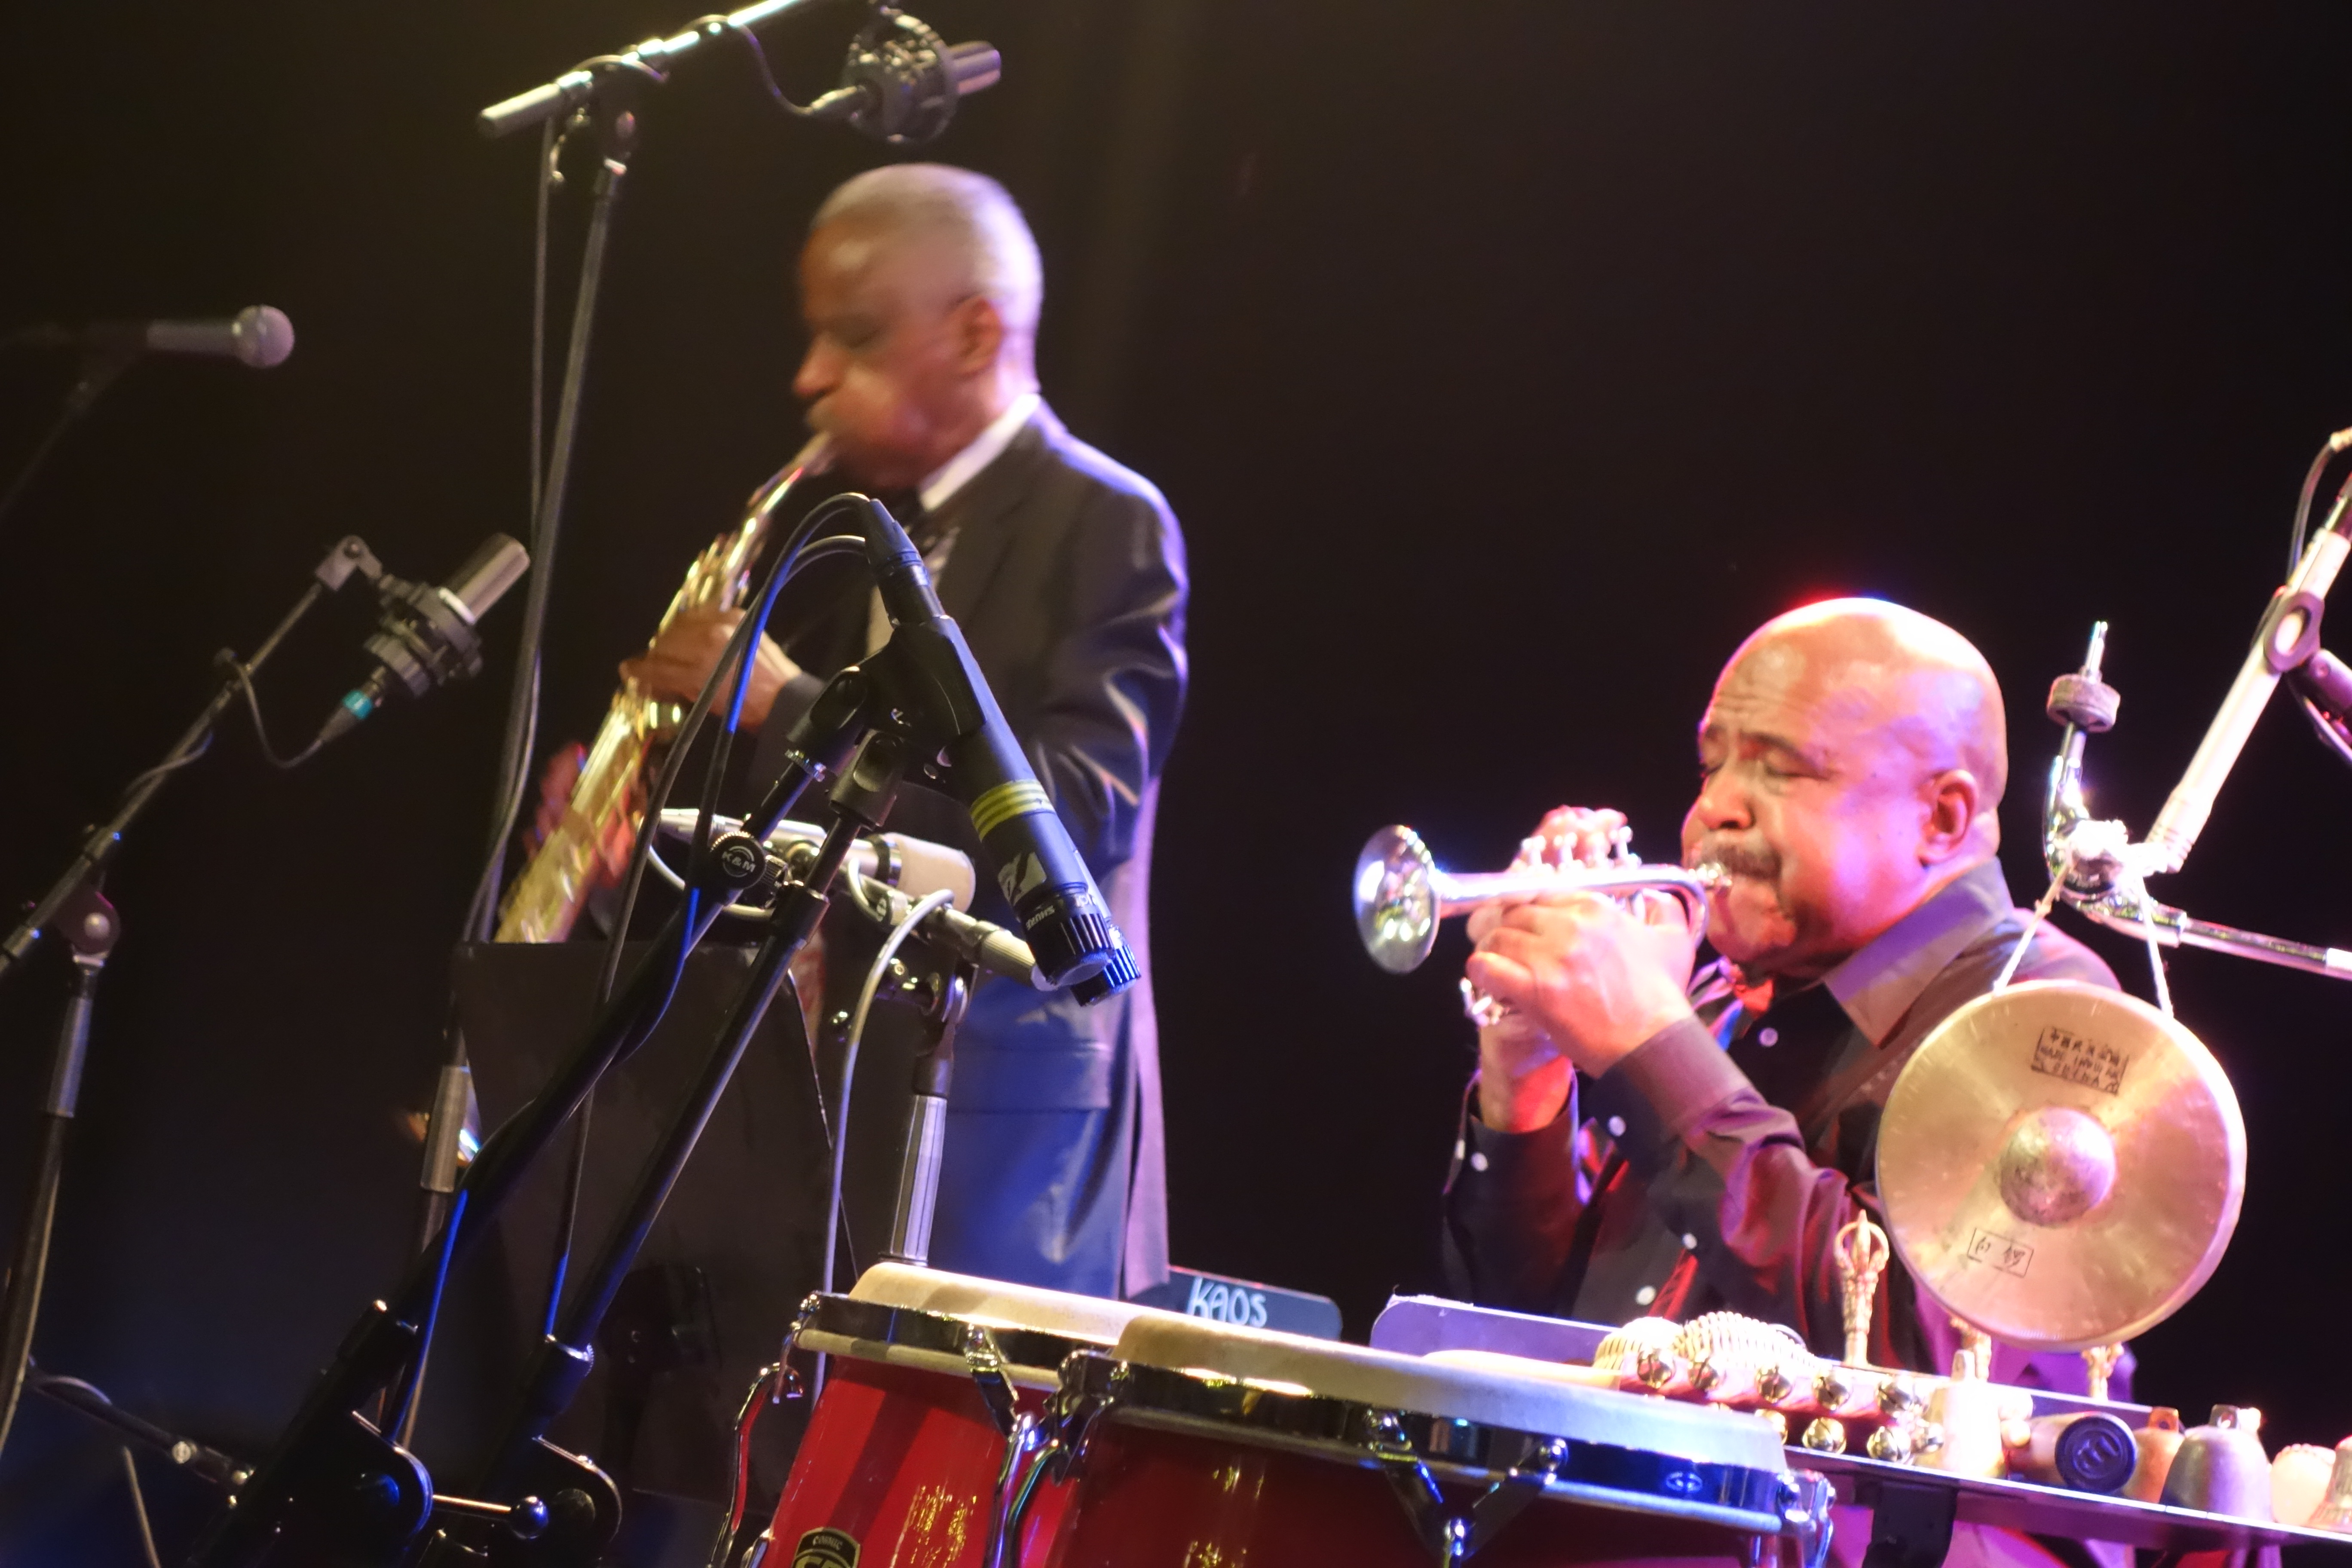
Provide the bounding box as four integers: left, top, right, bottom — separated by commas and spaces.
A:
620, 164, 1187, 1305
1444, 599, 2125, 1390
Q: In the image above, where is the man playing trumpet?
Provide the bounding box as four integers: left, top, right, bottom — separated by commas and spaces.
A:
1444, 597, 2119, 1392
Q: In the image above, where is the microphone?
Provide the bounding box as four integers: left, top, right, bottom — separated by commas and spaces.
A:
841, 865, 1046, 990
9, 306, 295, 369
654, 812, 977, 909
806, 13, 1000, 145
315, 535, 530, 748
856, 499, 1138, 1001
2145, 513, 2352, 872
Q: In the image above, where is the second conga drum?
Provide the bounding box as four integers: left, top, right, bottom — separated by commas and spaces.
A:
1031, 1315, 1830, 1568
763, 1265, 1167, 1568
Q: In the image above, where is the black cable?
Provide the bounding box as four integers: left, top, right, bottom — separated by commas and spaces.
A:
461, 117, 568, 943
114, 734, 212, 802
2288, 430, 2352, 576
223, 656, 324, 772
716, 15, 826, 118
535, 507, 869, 1338
594, 505, 872, 1007
384, 1187, 466, 1435
120, 1448, 161, 1568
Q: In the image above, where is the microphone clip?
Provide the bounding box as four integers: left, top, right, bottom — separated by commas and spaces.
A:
361, 572, 490, 706
808, 11, 1002, 146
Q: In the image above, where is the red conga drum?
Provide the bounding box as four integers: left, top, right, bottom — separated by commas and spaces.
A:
760, 1265, 1170, 1568
1026, 1315, 1832, 1568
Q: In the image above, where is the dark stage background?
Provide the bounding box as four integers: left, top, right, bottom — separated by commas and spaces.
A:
6, 2, 2352, 1559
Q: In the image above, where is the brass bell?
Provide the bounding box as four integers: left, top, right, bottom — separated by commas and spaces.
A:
2272, 1444, 2337, 1529
2122, 1407, 2184, 1505
2309, 1437, 2352, 1533
2160, 1406, 2272, 1521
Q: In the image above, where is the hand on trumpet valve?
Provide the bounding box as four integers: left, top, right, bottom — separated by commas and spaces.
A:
1466, 808, 1703, 1131
1461, 807, 1635, 1024
1515, 806, 1638, 873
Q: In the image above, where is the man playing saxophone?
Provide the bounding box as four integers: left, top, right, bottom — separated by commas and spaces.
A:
1445, 599, 2120, 1390
605, 163, 1188, 1301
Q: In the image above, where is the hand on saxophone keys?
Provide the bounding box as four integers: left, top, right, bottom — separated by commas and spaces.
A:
619, 608, 803, 731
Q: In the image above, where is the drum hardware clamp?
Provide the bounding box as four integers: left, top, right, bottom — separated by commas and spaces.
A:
1367, 1409, 1567, 1566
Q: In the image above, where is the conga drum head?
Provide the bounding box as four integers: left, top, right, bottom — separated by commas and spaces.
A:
769, 1266, 1173, 1568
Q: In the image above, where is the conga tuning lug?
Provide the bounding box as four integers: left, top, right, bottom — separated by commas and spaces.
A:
981, 1412, 1050, 1568
959, 1323, 1019, 1437
1369, 1413, 1560, 1564
1780, 1471, 1836, 1568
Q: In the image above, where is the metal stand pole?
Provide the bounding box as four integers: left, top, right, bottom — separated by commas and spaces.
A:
471, 95, 641, 941
0, 536, 375, 985
0, 887, 119, 1458
0, 536, 377, 1460
401, 97, 643, 1436
882, 968, 973, 1268
0, 348, 137, 532
187, 686, 876, 1568
475, 863, 833, 1500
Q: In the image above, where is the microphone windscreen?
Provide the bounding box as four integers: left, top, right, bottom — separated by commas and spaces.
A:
871, 832, 976, 910
232, 305, 295, 368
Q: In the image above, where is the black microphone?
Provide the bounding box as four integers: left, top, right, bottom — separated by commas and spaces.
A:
9, 306, 296, 369
806, 13, 1000, 145
315, 535, 530, 748
856, 499, 1137, 1001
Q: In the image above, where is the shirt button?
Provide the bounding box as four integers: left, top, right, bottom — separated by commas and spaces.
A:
1606, 1116, 1628, 1138
1758, 1027, 1780, 1047
1468, 1151, 1490, 1173
1635, 1286, 1658, 1307
1682, 1233, 1699, 1250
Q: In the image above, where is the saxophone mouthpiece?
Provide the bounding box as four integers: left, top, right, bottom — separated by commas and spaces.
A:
791, 432, 836, 475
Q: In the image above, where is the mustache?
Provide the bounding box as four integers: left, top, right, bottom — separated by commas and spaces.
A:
1692, 839, 1779, 880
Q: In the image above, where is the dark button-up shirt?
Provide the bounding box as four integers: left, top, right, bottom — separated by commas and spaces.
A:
1442, 859, 2129, 1394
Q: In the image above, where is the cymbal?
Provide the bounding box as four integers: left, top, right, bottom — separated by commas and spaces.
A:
1876, 980, 2245, 1352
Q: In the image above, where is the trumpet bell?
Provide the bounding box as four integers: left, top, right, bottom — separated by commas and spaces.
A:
1355, 825, 1442, 974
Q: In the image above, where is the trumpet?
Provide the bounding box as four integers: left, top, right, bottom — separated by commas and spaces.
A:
1351, 824, 1726, 974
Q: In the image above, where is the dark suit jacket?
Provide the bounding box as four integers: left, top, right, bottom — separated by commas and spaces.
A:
749, 401, 1187, 1292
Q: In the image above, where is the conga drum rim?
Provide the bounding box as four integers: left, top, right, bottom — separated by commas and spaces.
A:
790, 1292, 1109, 1390
790, 1262, 1173, 1387
1054, 1351, 1804, 1537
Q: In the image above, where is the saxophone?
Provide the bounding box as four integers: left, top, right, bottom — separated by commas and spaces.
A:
494, 436, 833, 943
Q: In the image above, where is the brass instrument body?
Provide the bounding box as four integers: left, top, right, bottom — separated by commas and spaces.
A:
496, 453, 820, 943
1352, 823, 1724, 974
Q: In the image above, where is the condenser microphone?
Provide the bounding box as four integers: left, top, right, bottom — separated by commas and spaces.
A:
805, 13, 999, 145
315, 535, 530, 748
9, 306, 296, 369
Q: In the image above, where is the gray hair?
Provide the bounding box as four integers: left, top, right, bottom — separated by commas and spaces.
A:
813, 163, 1043, 342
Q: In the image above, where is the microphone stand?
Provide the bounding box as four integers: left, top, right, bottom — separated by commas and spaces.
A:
0, 535, 383, 986
395, 86, 643, 1439
465, 726, 919, 1521
0, 344, 138, 532
2043, 621, 2352, 981
0, 534, 384, 1462
184, 661, 911, 1567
